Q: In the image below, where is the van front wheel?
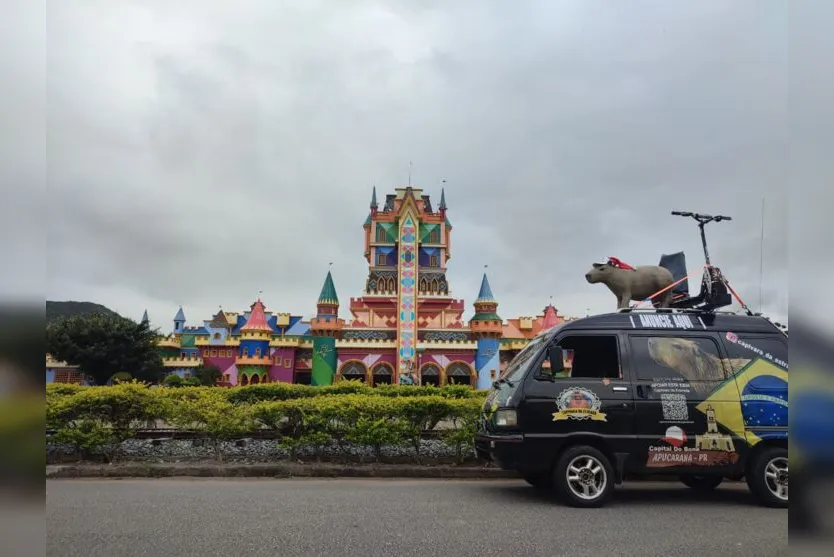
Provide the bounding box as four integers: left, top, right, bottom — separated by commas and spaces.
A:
553, 445, 614, 508
747, 446, 788, 508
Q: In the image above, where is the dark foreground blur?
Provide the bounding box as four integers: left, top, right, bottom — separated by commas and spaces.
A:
790, 315, 834, 549
0, 303, 45, 557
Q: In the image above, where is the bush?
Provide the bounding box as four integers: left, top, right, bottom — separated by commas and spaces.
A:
163, 389, 254, 461
163, 374, 184, 387
47, 382, 163, 461
45, 382, 491, 463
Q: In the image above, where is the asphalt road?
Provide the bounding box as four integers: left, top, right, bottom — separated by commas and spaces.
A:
47, 479, 787, 557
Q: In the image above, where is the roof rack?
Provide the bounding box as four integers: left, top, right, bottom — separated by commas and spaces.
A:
616, 307, 740, 316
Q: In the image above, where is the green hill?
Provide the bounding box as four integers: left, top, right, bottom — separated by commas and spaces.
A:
46, 301, 122, 325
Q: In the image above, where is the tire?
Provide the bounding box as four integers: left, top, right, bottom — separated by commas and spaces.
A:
680, 474, 723, 491
746, 446, 789, 508
552, 445, 615, 508
523, 473, 552, 489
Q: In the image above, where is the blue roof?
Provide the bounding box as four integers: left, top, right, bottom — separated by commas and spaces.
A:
286, 320, 311, 335
174, 307, 186, 322
475, 273, 496, 303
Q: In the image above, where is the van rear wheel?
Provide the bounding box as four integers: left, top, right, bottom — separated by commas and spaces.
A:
552, 445, 614, 508
680, 474, 723, 491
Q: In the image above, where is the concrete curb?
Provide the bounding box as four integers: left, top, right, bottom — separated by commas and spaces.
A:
45, 462, 521, 480
45, 462, 736, 483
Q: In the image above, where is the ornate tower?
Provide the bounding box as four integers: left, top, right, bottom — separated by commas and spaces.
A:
469, 272, 503, 389
236, 298, 273, 384
310, 270, 343, 386
541, 303, 559, 331
353, 185, 462, 385
173, 306, 185, 335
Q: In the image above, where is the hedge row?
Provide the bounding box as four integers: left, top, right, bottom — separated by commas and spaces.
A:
46, 382, 489, 463
47, 380, 489, 404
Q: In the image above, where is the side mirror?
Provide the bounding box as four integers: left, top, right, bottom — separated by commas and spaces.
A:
548, 345, 565, 373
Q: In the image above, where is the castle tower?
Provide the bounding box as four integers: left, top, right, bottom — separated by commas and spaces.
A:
469, 271, 503, 389
310, 270, 344, 386
173, 306, 185, 335
541, 304, 559, 332
355, 185, 461, 385
236, 298, 273, 384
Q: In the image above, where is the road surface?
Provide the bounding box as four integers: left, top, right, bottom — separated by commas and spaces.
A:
47, 478, 787, 557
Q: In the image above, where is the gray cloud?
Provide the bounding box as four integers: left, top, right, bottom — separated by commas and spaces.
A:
35, 0, 793, 330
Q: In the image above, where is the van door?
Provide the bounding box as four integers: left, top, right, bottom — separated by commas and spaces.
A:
519, 332, 636, 467
718, 332, 788, 447
627, 332, 744, 474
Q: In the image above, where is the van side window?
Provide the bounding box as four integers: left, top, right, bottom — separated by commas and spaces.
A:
542, 335, 621, 379
721, 334, 788, 373
629, 335, 726, 383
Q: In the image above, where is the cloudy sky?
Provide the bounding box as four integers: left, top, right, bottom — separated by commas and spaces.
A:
33, 0, 793, 331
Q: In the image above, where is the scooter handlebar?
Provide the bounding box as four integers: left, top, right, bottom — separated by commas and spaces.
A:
671, 211, 732, 222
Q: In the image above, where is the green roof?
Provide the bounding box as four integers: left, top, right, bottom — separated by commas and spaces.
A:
318, 270, 339, 305
472, 311, 502, 321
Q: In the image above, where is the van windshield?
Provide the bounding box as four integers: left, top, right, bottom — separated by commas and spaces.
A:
501, 333, 549, 384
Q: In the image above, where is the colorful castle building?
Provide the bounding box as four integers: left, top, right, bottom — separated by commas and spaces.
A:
156, 186, 573, 388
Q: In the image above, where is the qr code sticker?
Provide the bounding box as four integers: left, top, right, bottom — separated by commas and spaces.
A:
661, 394, 689, 422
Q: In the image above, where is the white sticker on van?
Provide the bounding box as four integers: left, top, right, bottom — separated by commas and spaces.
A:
636, 314, 695, 329
725, 332, 788, 369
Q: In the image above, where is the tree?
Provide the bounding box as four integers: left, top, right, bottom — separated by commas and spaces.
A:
46, 312, 164, 386
193, 364, 223, 386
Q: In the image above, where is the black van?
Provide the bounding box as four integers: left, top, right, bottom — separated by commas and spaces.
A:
475, 308, 788, 508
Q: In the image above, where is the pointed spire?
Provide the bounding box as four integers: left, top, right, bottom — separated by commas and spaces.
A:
141, 309, 149, 324
318, 267, 339, 306
475, 269, 495, 303
541, 303, 559, 331
241, 298, 272, 332
174, 306, 185, 322
439, 186, 447, 211
370, 185, 378, 210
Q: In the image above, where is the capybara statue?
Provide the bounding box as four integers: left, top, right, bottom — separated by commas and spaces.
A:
585, 261, 675, 309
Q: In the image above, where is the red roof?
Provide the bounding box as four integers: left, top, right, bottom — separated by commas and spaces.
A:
541, 305, 559, 331
240, 299, 272, 332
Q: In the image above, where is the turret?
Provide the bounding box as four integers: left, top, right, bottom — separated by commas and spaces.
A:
236, 298, 273, 383
438, 187, 447, 215
470, 271, 503, 389
141, 309, 149, 325
310, 269, 343, 387
370, 186, 378, 216
541, 304, 559, 331
173, 306, 185, 334
469, 272, 503, 336
310, 269, 345, 337
540, 302, 563, 332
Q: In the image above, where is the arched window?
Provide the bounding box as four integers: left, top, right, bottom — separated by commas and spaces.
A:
446, 363, 473, 386
420, 364, 441, 387
372, 363, 394, 386
340, 361, 368, 383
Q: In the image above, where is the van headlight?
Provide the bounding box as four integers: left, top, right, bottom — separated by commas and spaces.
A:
494, 409, 518, 427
